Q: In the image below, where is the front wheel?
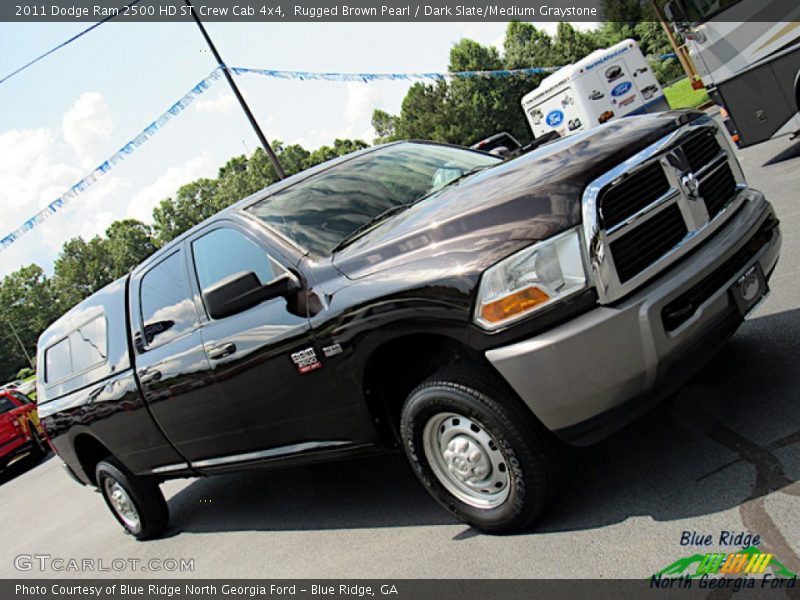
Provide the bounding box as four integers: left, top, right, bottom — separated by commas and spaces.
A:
400, 365, 565, 532
96, 458, 168, 540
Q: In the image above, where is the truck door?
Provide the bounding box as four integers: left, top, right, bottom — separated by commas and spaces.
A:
185, 221, 364, 468
130, 248, 251, 462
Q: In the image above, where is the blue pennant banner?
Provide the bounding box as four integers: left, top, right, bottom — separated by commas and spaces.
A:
0, 67, 223, 252
230, 65, 562, 82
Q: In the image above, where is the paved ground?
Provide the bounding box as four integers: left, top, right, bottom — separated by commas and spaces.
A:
2, 123, 799, 580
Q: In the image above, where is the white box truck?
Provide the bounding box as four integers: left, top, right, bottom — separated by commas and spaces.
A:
521, 39, 670, 139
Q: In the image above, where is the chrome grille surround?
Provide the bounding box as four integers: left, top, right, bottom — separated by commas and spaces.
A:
582, 115, 747, 304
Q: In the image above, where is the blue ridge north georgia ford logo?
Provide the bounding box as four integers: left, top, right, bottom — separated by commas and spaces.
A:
611, 81, 633, 97
546, 109, 564, 127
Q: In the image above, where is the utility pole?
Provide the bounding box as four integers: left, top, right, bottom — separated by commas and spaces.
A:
6, 318, 34, 369
184, 0, 286, 179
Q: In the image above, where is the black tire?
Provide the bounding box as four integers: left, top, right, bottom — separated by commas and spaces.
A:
96, 457, 168, 540
400, 364, 565, 533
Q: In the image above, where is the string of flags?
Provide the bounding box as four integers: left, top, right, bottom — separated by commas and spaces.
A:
0, 67, 223, 252
0, 53, 680, 252
230, 65, 562, 82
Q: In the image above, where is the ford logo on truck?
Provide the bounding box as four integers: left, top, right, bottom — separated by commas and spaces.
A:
611, 81, 633, 97
545, 109, 564, 127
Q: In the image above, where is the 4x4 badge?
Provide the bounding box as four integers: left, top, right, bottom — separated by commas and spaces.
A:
291, 347, 322, 374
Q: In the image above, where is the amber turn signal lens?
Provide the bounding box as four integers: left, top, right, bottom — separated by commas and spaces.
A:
480, 286, 550, 324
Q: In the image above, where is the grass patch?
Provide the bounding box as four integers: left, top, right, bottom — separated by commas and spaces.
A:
664, 77, 710, 109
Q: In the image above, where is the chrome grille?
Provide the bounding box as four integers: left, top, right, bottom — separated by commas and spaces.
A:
610, 205, 688, 283
682, 129, 722, 172
701, 163, 738, 219
583, 116, 747, 304
599, 162, 670, 230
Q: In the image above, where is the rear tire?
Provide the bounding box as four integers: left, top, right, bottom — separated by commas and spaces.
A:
96, 457, 168, 540
400, 364, 565, 533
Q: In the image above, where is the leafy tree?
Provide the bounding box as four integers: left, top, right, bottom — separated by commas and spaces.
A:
0, 265, 59, 377
552, 22, 602, 65
152, 178, 220, 246
377, 38, 540, 146
307, 139, 369, 165
504, 21, 559, 69
371, 109, 398, 143
52, 237, 114, 309
104, 219, 157, 279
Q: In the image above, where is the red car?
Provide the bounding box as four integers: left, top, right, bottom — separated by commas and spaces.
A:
0, 389, 47, 471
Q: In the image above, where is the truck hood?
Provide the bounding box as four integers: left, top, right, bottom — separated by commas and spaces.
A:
333, 111, 703, 279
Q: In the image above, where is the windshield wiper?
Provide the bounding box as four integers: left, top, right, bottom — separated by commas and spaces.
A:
331, 203, 413, 254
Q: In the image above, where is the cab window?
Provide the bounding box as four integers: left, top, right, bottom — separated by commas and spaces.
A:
192, 228, 274, 294
139, 252, 198, 348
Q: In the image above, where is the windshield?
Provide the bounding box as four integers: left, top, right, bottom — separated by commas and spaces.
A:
246, 143, 500, 256
661, 0, 743, 23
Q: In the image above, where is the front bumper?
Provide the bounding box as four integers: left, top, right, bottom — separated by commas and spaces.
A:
486, 190, 781, 446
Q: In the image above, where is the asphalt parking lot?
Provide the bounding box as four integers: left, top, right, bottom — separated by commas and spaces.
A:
2, 120, 799, 580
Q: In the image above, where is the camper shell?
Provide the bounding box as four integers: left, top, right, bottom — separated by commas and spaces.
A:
522, 39, 670, 139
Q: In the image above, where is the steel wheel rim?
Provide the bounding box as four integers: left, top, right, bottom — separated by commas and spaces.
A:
104, 478, 141, 532
422, 412, 511, 509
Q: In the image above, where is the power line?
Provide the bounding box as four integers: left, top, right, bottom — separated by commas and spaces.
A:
0, 0, 143, 87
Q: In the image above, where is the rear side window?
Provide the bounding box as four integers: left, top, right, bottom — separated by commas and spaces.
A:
45, 338, 72, 383
70, 317, 108, 373
192, 228, 274, 293
139, 252, 198, 348
44, 315, 108, 384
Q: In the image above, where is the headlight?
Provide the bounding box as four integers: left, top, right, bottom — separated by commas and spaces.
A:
474, 227, 588, 330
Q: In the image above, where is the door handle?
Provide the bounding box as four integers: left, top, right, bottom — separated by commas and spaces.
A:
139, 369, 162, 385
208, 342, 237, 360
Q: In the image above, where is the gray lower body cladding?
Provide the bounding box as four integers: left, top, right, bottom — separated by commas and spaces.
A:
485, 190, 781, 445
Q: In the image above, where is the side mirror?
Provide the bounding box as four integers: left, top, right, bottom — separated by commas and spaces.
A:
203, 271, 301, 320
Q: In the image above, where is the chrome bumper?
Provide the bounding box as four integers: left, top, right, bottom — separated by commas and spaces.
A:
486, 190, 781, 445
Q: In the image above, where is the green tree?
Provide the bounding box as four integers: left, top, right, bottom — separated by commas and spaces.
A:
371, 109, 398, 143
52, 237, 114, 309
504, 21, 559, 69
373, 37, 540, 146
104, 219, 157, 278
0, 265, 59, 378
307, 139, 369, 165
552, 22, 602, 65
152, 178, 220, 246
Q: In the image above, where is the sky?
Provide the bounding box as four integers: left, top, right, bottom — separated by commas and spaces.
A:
0, 20, 592, 278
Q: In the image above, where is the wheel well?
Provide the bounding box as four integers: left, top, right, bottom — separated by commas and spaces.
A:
362, 334, 488, 445
795, 69, 800, 111
73, 435, 112, 486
